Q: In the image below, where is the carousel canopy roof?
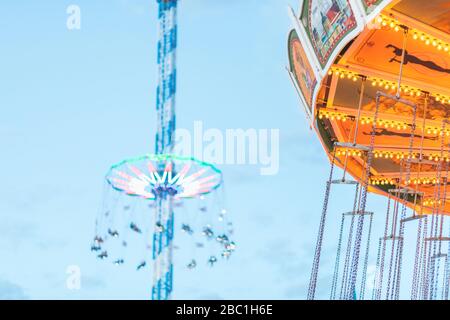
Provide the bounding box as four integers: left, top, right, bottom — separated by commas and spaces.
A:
288, 0, 450, 214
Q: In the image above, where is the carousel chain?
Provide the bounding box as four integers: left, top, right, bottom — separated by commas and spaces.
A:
385, 201, 400, 299
339, 183, 361, 299
374, 196, 392, 300
346, 91, 381, 299
307, 148, 338, 300
411, 214, 424, 299
419, 215, 430, 299
427, 120, 446, 299
372, 237, 383, 300
434, 165, 448, 300
360, 212, 373, 299
444, 226, 450, 299
411, 94, 428, 300
330, 212, 347, 299
385, 159, 405, 299
393, 99, 417, 300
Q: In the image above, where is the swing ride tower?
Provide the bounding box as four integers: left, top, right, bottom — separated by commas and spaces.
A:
152, 0, 178, 301
288, 0, 450, 300
91, 0, 236, 300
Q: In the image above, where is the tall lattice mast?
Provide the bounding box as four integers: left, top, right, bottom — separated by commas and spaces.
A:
152, 0, 178, 300
93, 0, 235, 301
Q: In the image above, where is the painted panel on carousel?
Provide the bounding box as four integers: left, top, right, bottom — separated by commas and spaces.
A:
300, 0, 357, 68
347, 26, 450, 91
288, 29, 318, 113
361, 0, 388, 14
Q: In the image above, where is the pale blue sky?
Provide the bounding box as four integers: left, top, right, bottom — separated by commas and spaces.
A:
0, 0, 416, 299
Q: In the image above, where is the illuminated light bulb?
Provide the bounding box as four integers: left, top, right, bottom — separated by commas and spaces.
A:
389, 22, 395, 28
437, 44, 442, 50
342, 118, 347, 122
347, 73, 352, 79
340, 74, 345, 79
420, 34, 425, 41
382, 20, 387, 27
371, 81, 377, 86
394, 25, 399, 32
425, 38, 430, 45
432, 40, 437, 47
413, 33, 418, 40
416, 91, 421, 96
352, 76, 357, 82
335, 71, 340, 76
376, 16, 383, 23
445, 46, 449, 52
328, 70, 333, 75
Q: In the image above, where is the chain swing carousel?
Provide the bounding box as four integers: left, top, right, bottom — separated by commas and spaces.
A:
287, 0, 450, 300
91, 0, 236, 300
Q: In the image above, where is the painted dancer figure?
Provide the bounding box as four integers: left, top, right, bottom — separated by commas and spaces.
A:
386, 44, 450, 74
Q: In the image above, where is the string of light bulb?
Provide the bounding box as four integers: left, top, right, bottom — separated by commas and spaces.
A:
369, 178, 396, 185
370, 178, 445, 187
423, 199, 443, 207
319, 107, 450, 136
327, 67, 450, 104
375, 14, 450, 54
336, 147, 450, 163
370, 178, 446, 186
